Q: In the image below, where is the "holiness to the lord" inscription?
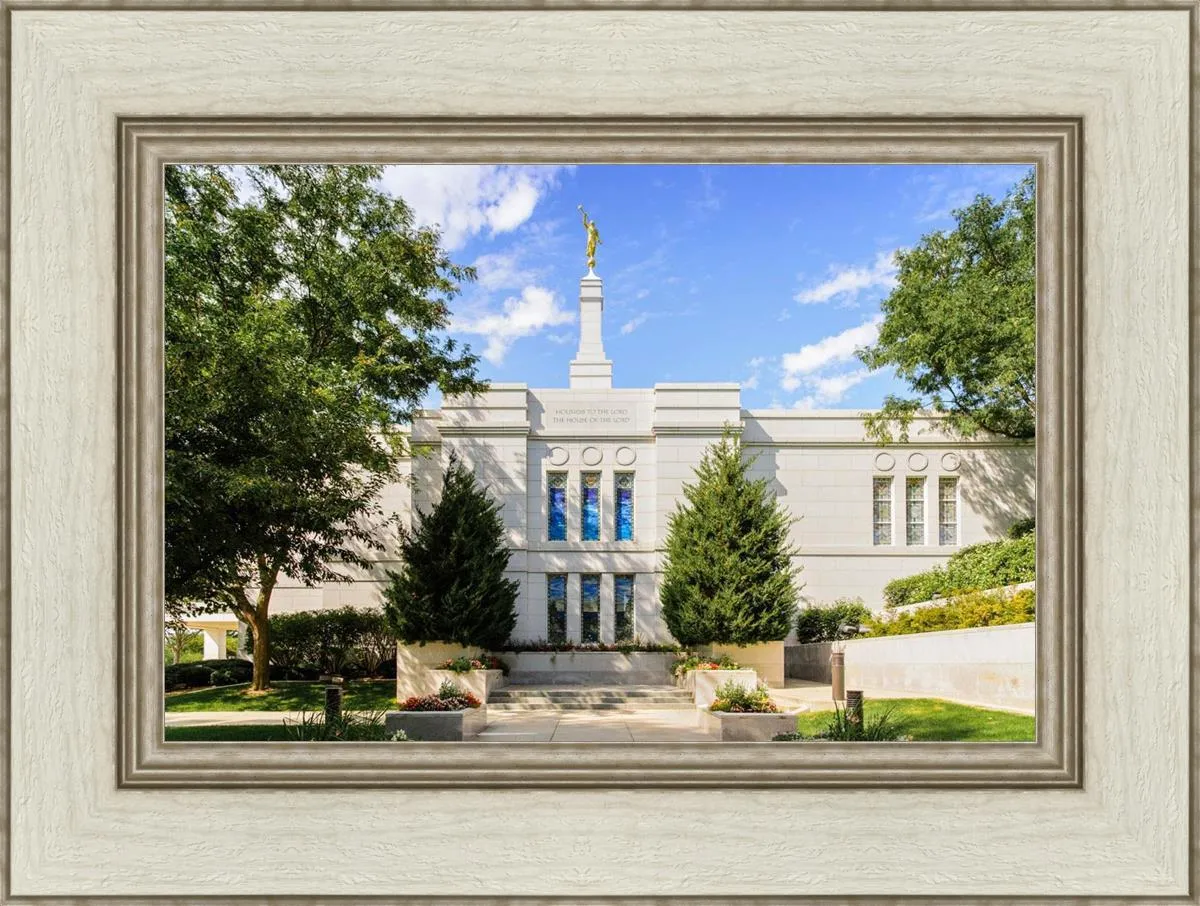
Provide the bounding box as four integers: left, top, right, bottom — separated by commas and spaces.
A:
547, 406, 634, 427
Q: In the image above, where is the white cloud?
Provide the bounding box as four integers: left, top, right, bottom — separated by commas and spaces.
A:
780, 316, 883, 388
795, 250, 899, 306
472, 251, 537, 292
807, 369, 872, 403
452, 286, 575, 365
377, 165, 569, 251
621, 314, 650, 336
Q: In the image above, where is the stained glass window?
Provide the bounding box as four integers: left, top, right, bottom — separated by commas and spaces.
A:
581, 472, 601, 541
580, 574, 601, 644
872, 477, 893, 546
615, 473, 634, 541
547, 473, 567, 541
614, 575, 635, 642
938, 476, 959, 546
906, 476, 926, 546
547, 574, 567, 644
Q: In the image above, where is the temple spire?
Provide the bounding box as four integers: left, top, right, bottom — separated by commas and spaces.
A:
569, 271, 613, 389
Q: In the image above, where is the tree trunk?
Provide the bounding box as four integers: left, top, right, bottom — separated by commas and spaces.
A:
249, 613, 270, 692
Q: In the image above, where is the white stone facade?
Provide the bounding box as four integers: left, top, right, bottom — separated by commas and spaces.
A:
264, 274, 1035, 644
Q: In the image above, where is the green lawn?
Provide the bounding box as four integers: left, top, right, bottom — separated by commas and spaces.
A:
165, 724, 295, 742
789, 698, 1035, 742
165, 680, 396, 713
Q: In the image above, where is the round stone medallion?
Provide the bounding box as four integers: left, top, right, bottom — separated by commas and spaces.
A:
873, 452, 895, 472
941, 452, 961, 472
615, 446, 637, 466
907, 452, 929, 472
582, 446, 603, 466
548, 446, 569, 466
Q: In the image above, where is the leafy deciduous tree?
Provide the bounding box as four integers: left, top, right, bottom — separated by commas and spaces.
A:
858, 170, 1036, 443
165, 164, 482, 690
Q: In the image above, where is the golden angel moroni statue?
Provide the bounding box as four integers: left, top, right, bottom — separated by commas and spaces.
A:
578, 205, 602, 272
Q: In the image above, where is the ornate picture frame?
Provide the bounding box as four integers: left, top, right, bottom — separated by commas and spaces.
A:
3, 2, 1191, 901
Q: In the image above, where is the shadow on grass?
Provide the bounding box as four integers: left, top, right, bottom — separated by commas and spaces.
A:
165, 680, 397, 713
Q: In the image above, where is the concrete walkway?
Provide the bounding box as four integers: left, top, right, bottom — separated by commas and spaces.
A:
165, 707, 717, 741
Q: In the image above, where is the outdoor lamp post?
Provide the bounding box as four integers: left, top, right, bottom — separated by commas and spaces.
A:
830, 644, 846, 703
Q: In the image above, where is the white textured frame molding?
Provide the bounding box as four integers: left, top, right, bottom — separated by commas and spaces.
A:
3, 3, 1193, 903
118, 117, 1080, 790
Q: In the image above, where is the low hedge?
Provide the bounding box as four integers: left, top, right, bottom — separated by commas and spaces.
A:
164, 659, 320, 692
882, 534, 1035, 608
863, 589, 1035, 637
794, 598, 873, 643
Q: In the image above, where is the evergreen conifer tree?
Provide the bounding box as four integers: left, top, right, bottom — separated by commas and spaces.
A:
660, 430, 801, 646
382, 454, 518, 650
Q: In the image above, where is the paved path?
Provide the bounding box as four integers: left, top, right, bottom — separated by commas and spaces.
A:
165, 707, 716, 741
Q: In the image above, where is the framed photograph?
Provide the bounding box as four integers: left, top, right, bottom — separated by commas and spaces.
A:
3, 2, 1192, 903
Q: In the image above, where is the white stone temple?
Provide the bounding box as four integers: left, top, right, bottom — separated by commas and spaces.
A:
226, 267, 1036, 654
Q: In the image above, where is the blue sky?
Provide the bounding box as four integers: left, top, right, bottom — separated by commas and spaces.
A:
376, 163, 1031, 411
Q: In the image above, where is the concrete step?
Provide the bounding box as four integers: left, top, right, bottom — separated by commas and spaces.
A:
487, 700, 694, 712
488, 685, 693, 711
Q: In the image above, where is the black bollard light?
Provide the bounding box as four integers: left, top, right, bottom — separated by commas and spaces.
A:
324, 683, 343, 724
846, 689, 864, 727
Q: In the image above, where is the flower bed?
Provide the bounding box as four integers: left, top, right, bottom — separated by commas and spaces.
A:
680, 668, 759, 709
437, 654, 509, 675
384, 681, 487, 741
670, 653, 741, 680
709, 681, 778, 713
701, 681, 801, 741
500, 638, 681, 654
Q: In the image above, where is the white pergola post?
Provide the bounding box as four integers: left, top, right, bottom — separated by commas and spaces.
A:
201, 627, 225, 660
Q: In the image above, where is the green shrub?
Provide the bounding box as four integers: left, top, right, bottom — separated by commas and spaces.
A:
794, 598, 873, 643
709, 681, 779, 713
882, 534, 1035, 607
660, 430, 800, 646
163, 658, 318, 692
282, 709, 393, 742
864, 589, 1035, 637
246, 607, 396, 678
1007, 515, 1035, 539
383, 454, 519, 650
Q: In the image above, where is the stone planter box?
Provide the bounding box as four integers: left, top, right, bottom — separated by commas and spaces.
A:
396, 641, 481, 700
384, 705, 488, 741
503, 650, 676, 685
427, 668, 506, 702
703, 641, 787, 687
680, 668, 759, 709
700, 707, 804, 742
